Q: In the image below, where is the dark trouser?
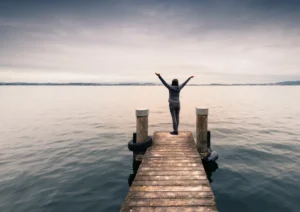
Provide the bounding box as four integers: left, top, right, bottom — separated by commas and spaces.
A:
169, 102, 180, 132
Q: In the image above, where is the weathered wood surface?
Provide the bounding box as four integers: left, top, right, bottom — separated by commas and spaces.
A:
196, 109, 208, 153
136, 116, 148, 143
121, 131, 218, 212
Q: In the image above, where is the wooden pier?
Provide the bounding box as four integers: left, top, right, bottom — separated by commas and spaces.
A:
121, 131, 218, 212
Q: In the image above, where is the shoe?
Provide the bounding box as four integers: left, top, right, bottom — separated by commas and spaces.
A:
170, 131, 178, 135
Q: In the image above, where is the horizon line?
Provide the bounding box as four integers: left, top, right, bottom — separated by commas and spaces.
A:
1, 81, 300, 86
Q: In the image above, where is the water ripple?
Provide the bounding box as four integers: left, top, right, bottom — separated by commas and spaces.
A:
1, 86, 300, 212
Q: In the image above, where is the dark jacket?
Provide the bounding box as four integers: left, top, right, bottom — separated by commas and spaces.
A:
158, 76, 191, 103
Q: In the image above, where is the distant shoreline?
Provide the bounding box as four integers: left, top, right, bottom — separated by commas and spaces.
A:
1, 82, 300, 86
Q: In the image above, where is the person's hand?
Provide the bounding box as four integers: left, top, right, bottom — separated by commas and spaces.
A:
190, 76, 194, 78
155, 72, 160, 77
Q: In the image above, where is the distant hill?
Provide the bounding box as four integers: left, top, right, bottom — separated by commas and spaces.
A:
275, 81, 300, 85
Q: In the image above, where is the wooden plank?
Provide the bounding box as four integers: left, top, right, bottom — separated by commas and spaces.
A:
146, 154, 200, 158
150, 143, 196, 146
151, 146, 197, 149
146, 149, 196, 152
150, 143, 195, 146
149, 150, 197, 152
142, 159, 202, 163
130, 186, 212, 192
145, 152, 200, 155
132, 180, 210, 186
127, 191, 214, 199
134, 175, 208, 181
149, 149, 197, 152
140, 163, 202, 167
143, 157, 202, 161
139, 167, 203, 171
137, 171, 206, 176
124, 198, 216, 207
121, 206, 217, 212
153, 143, 195, 145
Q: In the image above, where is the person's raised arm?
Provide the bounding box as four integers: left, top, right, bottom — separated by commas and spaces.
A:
155, 72, 172, 89
179, 76, 194, 90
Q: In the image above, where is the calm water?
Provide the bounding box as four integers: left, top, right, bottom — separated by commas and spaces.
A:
1, 86, 300, 212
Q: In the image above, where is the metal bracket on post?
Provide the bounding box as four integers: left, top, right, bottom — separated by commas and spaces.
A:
135, 154, 144, 161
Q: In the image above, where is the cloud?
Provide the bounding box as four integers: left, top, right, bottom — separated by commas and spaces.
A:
1, 0, 300, 83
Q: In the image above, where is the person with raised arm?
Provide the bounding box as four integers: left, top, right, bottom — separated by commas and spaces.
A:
155, 73, 194, 135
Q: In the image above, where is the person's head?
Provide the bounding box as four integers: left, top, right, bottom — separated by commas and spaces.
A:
172, 79, 179, 86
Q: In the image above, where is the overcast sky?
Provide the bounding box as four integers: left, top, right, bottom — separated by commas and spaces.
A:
1, 0, 300, 83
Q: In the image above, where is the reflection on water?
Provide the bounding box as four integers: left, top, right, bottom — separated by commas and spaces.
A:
203, 161, 219, 183
128, 158, 141, 186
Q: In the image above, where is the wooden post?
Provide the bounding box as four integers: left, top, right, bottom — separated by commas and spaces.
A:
196, 108, 208, 154
136, 108, 149, 143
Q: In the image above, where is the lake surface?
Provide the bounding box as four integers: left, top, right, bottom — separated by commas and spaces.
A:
1, 86, 300, 212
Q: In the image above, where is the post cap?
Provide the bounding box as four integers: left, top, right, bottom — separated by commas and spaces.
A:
196, 108, 208, 115
136, 108, 149, 117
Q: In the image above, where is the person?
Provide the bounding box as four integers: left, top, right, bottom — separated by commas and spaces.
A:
155, 72, 194, 135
